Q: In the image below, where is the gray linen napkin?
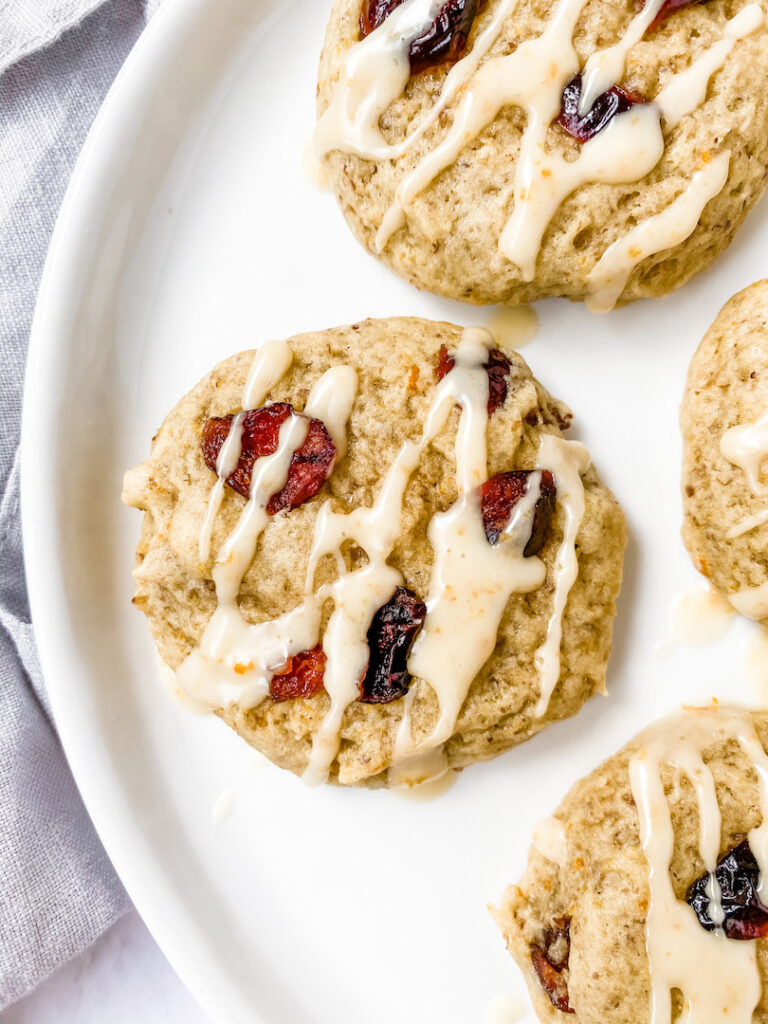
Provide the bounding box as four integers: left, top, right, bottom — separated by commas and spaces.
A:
0, 0, 160, 1007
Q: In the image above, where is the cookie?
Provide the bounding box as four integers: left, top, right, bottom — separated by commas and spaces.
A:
315, 0, 768, 308
682, 280, 768, 623
122, 318, 626, 787
494, 705, 768, 1023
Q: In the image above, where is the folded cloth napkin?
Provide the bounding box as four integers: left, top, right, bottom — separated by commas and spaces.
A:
0, 0, 162, 1007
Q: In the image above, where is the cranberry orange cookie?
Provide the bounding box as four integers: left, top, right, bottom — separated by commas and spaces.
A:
682, 280, 768, 624
495, 706, 768, 1022
122, 319, 625, 786
315, 0, 768, 309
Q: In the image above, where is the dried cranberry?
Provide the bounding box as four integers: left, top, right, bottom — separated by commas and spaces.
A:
436, 344, 511, 415
437, 344, 455, 381
531, 918, 574, 1014
558, 73, 646, 144
480, 470, 556, 554
201, 403, 336, 515
687, 840, 768, 940
360, 0, 478, 75
360, 0, 401, 34
358, 587, 426, 703
269, 646, 327, 701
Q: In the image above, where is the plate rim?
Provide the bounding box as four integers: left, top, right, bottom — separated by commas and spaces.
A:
19, 1, 264, 1020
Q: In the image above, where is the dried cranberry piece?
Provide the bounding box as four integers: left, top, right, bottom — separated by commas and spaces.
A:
687, 840, 768, 940
358, 587, 426, 703
360, 0, 402, 35
437, 344, 455, 381
558, 73, 646, 144
268, 418, 337, 515
484, 349, 513, 416
480, 470, 556, 554
360, 0, 478, 75
408, 0, 479, 74
201, 403, 336, 515
531, 918, 574, 1014
436, 344, 511, 415
269, 646, 327, 701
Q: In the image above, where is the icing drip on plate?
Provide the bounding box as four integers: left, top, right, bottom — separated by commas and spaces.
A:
316, 0, 763, 302
628, 707, 768, 1023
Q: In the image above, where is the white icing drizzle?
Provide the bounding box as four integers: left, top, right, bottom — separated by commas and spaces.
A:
308, 326, 548, 783
629, 706, 768, 1024
533, 436, 590, 716
241, 338, 295, 408
303, 364, 359, 459
318, 0, 763, 286
390, 330, 548, 765
314, 0, 442, 160
396, 491, 547, 755
585, 152, 731, 313
727, 508, 768, 540
578, 0, 664, 112
314, 0, 520, 161
729, 583, 768, 621
720, 405, 768, 542
198, 414, 245, 563
301, 452, 416, 785
655, 4, 766, 130
198, 339, 294, 563
532, 814, 567, 864
505, 469, 542, 542
395, 428, 588, 760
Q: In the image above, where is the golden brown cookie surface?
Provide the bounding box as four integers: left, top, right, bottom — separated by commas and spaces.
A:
495, 706, 768, 1023
123, 318, 625, 786
317, 0, 768, 306
682, 280, 768, 624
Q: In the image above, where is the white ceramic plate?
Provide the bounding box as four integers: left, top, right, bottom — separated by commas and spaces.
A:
21, 0, 768, 1020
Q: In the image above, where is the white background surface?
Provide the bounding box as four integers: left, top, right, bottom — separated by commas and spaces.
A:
3, 911, 209, 1024
19, 0, 768, 1021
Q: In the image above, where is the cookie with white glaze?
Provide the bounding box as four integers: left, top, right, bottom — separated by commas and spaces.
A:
682, 280, 768, 624
316, 0, 768, 308
494, 706, 768, 1023
122, 318, 625, 787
